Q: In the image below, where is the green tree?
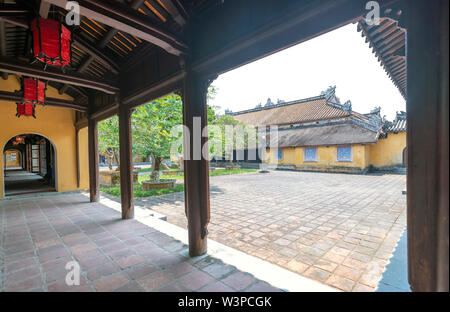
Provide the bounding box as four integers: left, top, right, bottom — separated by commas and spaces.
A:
98, 116, 120, 170
132, 94, 184, 182
99, 86, 219, 182
209, 115, 258, 163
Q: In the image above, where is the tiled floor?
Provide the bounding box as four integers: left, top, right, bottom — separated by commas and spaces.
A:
134, 170, 407, 292
0, 194, 282, 292
4, 170, 55, 196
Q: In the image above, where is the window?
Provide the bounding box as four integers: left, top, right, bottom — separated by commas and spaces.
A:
277, 149, 283, 161
337, 146, 352, 162
304, 148, 317, 162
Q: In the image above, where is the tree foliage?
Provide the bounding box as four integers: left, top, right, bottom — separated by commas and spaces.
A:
98, 116, 120, 170
98, 84, 258, 181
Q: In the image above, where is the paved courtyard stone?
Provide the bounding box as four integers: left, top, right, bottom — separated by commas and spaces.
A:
0, 193, 282, 292
135, 170, 406, 292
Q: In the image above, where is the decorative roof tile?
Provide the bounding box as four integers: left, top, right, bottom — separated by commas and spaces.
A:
385, 111, 407, 132
230, 95, 349, 127
266, 121, 379, 148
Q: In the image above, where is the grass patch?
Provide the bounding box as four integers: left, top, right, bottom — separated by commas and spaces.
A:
102, 168, 256, 198
210, 168, 258, 176
101, 183, 184, 198
138, 167, 179, 173
153, 168, 258, 180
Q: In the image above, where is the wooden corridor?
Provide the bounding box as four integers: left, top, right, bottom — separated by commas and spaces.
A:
0, 0, 448, 292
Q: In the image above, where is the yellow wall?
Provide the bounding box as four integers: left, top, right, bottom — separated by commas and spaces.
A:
265, 133, 406, 173
266, 144, 370, 172
78, 127, 89, 189
4, 150, 21, 168
0, 76, 89, 198
369, 132, 406, 168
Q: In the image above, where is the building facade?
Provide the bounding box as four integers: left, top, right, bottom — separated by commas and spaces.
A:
230, 87, 406, 173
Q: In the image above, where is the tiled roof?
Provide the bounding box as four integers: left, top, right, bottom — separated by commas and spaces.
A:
357, 18, 406, 99
230, 95, 349, 127
386, 112, 407, 132
266, 121, 379, 148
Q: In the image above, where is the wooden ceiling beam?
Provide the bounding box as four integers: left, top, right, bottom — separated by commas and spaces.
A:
158, 0, 186, 26
0, 20, 8, 79
0, 57, 118, 94
0, 4, 29, 17
46, 0, 188, 55
0, 90, 88, 112
59, 0, 145, 94
39, 1, 51, 18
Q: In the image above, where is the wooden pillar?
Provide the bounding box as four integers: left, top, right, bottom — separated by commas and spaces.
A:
88, 118, 99, 202
406, 0, 449, 292
119, 105, 134, 219
75, 128, 80, 188
182, 69, 211, 257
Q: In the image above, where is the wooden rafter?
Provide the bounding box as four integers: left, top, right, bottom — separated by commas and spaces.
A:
39, 1, 51, 18
0, 57, 118, 94
0, 90, 88, 111
59, 0, 146, 94
0, 20, 7, 79
46, 0, 188, 55
158, 0, 186, 26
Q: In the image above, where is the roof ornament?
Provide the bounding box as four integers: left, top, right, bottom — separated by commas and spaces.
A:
396, 111, 407, 120
225, 108, 233, 115
321, 86, 336, 100
265, 98, 273, 107
342, 100, 352, 112
370, 106, 381, 114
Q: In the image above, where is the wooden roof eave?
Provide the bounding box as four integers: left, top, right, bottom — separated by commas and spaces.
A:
357, 17, 406, 99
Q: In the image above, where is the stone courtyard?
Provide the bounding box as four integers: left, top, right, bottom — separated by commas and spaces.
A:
136, 170, 407, 292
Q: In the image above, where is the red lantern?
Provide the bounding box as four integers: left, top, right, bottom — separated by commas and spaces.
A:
30, 18, 71, 68
16, 78, 46, 118
23, 78, 46, 105
16, 103, 35, 118
12, 136, 25, 146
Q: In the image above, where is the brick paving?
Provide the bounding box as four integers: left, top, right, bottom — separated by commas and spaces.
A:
0, 194, 281, 292
136, 170, 407, 292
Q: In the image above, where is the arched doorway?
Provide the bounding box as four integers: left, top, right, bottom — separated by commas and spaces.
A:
4, 149, 23, 169
3, 134, 56, 196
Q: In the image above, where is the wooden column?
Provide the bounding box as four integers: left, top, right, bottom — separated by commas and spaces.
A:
119, 105, 134, 219
75, 128, 80, 188
88, 118, 99, 202
182, 69, 211, 257
406, 0, 449, 292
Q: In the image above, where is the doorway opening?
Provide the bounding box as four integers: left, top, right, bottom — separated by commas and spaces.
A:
3, 134, 56, 197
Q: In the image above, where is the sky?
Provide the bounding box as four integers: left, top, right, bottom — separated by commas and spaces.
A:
209, 23, 405, 121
